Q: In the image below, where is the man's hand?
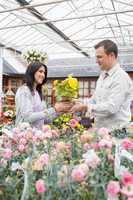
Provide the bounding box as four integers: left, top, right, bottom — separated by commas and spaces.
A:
70, 102, 87, 113
54, 102, 73, 113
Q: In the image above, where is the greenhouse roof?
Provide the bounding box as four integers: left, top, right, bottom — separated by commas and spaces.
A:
1, 0, 133, 61
3, 59, 18, 74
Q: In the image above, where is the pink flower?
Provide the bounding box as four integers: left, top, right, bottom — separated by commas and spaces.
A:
51, 129, 59, 137
42, 125, 51, 132
35, 179, 45, 193
92, 143, 100, 151
19, 138, 27, 145
13, 128, 20, 134
121, 138, 133, 149
121, 171, 133, 185
44, 131, 53, 139
27, 127, 33, 132
85, 153, 100, 168
98, 127, 109, 138
32, 135, 38, 142
3, 148, 12, 160
73, 115, 80, 121
39, 153, 49, 166
83, 143, 89, 151
26, 128, 33, 140
107, 154, 114, 161
106, 181, 120, 197
78, 163, 89, 175
11, 138, 17, 145
17, 132, 25, 139
12, 133, 19, 142
121, 185, 133, 198
69, 119, 78, 128
99, 139, 112, 148
38, 133, 44, 141
17, 144, 25, 152
55, 141, 66, 152
129, 122, 133, 129
80, 133, 93, 143
71, 168, 85, 182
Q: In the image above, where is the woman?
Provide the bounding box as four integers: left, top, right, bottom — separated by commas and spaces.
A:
15, 61, 67, 129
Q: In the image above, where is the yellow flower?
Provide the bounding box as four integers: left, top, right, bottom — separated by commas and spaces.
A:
63, 117, 70, 122
68, 75, 78, 90
76, 122, 81, 128
54, 118, 59, 122
53, 80, 58, 86
62, 124, 69, 129
53, 75, 78, 99
0, 190, 3, 195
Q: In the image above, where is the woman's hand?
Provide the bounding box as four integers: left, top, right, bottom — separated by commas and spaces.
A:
70, 102, 87, 113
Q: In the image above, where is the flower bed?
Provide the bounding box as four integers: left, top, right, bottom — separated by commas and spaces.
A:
0, 122, 133, 200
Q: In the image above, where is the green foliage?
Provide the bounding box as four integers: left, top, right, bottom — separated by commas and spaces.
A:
53, 75, 78, 100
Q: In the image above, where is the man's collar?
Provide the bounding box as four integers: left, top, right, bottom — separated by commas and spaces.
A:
105, 63, 120, 77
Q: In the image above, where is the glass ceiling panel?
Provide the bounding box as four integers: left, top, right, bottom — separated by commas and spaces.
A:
42, 2, 73, 19
0, 0, 133, 59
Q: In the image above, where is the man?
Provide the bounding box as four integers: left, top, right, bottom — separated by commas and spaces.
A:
70, 40, 133, 130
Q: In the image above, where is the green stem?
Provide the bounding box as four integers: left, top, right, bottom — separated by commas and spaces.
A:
20, 170, 29, 200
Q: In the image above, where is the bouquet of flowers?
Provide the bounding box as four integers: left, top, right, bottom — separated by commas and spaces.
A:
23, 49, 48, 63
52, 113, 84, 133
3, 110, 15, 118
53, 75, 78, 101
0, 108, 16, 125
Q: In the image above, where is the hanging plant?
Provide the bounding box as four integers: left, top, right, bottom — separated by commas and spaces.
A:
23, 49, 48, 64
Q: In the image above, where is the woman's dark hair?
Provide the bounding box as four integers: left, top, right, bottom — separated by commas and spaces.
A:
94, 39, 118, 58
25, 61, 47, 100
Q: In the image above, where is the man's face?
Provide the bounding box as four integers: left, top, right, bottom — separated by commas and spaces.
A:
95, 46, 113, 71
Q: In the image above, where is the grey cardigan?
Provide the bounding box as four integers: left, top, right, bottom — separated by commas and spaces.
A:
15, 85, 56, 126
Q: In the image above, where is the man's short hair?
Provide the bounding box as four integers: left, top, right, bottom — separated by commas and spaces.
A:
94, 39, 118, 58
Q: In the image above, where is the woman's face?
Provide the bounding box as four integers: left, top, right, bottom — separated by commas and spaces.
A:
34, 66, 46, 85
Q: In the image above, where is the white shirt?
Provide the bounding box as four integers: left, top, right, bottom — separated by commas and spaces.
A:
88, 63, 133, 130
15, 85, 56, 129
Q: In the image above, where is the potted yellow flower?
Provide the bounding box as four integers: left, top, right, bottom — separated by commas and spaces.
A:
53, 75, 78, 102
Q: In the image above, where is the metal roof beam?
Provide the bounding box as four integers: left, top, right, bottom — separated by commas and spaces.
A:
98, 0, 118, 43
110, 0, 126, 44
15, 0, 89, 58
1, 8, 133, 30
0, 0, 71, 13
114, 0, 133, 8
97, 23, 133, 29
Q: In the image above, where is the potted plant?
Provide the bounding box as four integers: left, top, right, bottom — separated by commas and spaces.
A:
53, 75, 78, 102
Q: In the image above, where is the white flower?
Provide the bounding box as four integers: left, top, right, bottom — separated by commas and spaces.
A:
18, 122, 31, 130
23, 49, 48, 63
11, 162, 21, 171
4, 110, 14, 118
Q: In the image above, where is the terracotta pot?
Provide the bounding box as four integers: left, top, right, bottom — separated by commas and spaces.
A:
59, 97, 74, 112
60, 96, 71, 102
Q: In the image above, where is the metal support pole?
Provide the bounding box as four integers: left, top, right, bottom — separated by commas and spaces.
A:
0, 47, 3, 117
